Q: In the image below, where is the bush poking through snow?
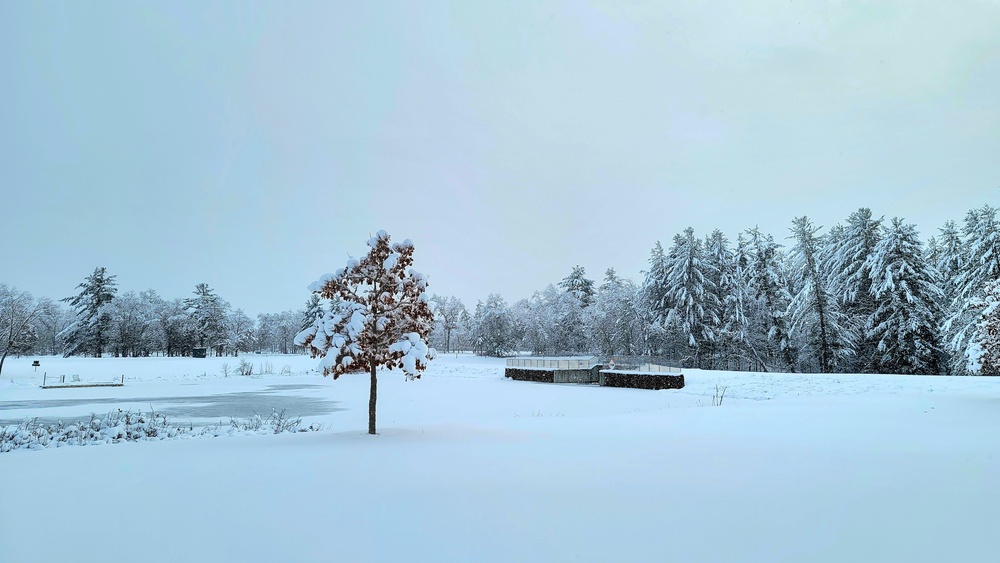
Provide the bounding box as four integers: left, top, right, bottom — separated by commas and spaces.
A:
237, 358, 253, 376
0, 408, 321, 453
229, 409, 315, 434
713, 384, 728, 406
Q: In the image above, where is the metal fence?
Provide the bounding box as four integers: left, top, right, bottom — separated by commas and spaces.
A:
604, 355, 683, 372
505, 356, 598, 370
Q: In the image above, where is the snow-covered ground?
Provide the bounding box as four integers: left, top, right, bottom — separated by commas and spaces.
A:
1, 354, 998, 562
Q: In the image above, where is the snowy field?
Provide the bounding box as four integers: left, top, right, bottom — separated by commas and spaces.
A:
1, 354, 999, 562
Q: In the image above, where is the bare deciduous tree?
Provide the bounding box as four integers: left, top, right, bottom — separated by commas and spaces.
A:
0, 284, 44, 376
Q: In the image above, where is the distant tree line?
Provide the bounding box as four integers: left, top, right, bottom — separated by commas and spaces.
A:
427, 204, 1000, 376
3, 204, 999, 376
0, 271, 318, 372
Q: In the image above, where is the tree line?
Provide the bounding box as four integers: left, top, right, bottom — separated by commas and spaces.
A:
3, 204, 999, 376
1, 270, 320, 373
429, 204, 1000, 375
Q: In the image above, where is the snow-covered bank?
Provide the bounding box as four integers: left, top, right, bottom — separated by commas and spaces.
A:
1, 355, 999, 562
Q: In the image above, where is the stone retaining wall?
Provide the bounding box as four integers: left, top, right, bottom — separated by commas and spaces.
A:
599, 371, 685, 390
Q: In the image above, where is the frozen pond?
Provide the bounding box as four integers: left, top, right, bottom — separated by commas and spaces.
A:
0, 383, 342, 427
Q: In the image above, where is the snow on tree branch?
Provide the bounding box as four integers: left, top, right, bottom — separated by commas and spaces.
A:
295, 230, 435, 381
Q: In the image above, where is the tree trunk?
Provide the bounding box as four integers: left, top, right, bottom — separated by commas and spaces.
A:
369, 360, 377, 435
0, 350, 8, 377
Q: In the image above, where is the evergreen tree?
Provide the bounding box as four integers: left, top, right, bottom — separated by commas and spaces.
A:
945, 206, 1000, 372
821, 208, 882, 371
956, 205, 1000, 300
969, 279, 1000, 375
865, 218, 944, 374
185, 283, 230, 355
718, 233, 757, 370
642, 241, 670, 325
704, 230, 734, 368
936, 220, 971, 372
663, 227, 719, 366
301, 294, 326, 332
641, 241, 673, 355
925, 236, 941, 273
61, 267, 118, 357
559, 266, 596, 307
935, 220, 967, 298
746, 227, 796, 371
788, 218, 853, 373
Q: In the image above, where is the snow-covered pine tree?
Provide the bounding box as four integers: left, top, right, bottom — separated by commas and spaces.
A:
823, 209, 882, 308
704, 230, 735, 368
746, 227, 797, 371
788, 217, 853, 373
821, 208, 882, 372
865, 218, 945, 374
295, 230, 435, 435
559, 266, 596, 307
663, 227, 719, 367
956, 205, 1000, 299
301, 294, 326, 332
61, 266, 118, 357
550, 277, 587, 354
925, 236, 940, 269
719, 233, 757, 370
945, 206, 1000, 372
185, 283, 230, 355
936, 220, 967, 298
969, 279, 1000, 375
936, 220, 971, 372
640, 241, 674, 355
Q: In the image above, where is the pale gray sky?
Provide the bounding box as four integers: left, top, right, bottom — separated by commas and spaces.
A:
2, 1, 998, 315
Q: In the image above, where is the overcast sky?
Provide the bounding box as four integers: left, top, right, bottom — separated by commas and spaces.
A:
2, 1, 998, 316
